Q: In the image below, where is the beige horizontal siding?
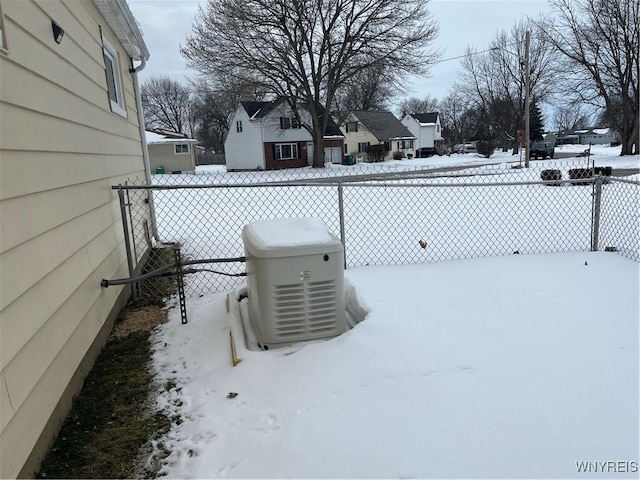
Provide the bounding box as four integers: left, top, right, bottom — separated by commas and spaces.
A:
148, 143, 197, 172
0, 0, 151, 477
1, 178, 115, 254
0, 151, 145, 200
0, 252, 128, 478
0, 203, 124, 363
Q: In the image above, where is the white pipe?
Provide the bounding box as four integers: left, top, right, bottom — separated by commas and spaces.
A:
130, 58, 161, 242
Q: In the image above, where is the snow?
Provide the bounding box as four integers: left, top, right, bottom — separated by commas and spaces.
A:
242, 218, 335, 249
145, 142, 639, 477
146, 131, 197, 144
150, 251, 639, 478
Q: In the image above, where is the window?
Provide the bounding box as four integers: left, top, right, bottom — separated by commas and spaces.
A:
344, 144, 348, 153
346, 122, 358, 133
399, 139, 413, 149
437, 124, 440, 133
175, 144, 189, 154
236, 121, 243, 132
102, 37, 126, 117
358, 142, 369, 153
0, 4, 6, 51
279, 117, 301, 130
275, 143, 298, 160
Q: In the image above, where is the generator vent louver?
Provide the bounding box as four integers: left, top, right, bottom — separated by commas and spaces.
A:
242, 218, 346, 349
273, 280, 338, 338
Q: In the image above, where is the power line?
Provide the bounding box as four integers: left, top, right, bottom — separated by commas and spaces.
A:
434, 41, 521, 64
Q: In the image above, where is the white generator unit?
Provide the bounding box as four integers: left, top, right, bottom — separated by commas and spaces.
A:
242, 218, 346, 349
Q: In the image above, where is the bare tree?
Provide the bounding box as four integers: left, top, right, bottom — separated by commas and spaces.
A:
458, 20, 557, 148
182, 0, 441, 167
190, 78, 269, 152
538, 0, 639, 154
553, 104, 591, 131
331, 65, 397, 124
397, 95, 439, 117
439, 89, 476, 147
141, 76, 195, 135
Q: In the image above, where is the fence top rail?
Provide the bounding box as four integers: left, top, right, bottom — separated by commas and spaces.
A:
609, 176, 640, 186
111, 176, 630, 191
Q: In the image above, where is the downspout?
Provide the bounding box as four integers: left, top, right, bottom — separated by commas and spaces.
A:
130, 58, 161, 242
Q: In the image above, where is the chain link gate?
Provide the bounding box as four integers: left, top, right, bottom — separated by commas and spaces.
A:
110, 162, 639, 304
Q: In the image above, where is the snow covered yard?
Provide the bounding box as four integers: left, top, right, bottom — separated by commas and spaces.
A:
151, 252, 639, 478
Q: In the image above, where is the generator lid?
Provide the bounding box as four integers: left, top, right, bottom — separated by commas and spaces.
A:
242, 218, 343, 258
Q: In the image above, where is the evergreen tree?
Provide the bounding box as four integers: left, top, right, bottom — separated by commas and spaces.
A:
529, 99, 545, 140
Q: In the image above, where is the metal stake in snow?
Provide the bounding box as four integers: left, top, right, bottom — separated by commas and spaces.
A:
174, 247, 188, 324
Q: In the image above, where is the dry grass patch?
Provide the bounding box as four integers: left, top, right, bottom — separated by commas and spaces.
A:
36, 304, 170, 479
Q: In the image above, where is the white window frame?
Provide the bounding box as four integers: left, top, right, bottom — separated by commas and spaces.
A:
102, 37, 127, 118
275, 143, 298, 160
174, 144, 190, 154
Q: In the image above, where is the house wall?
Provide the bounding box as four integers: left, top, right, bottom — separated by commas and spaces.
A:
401, 114, 442, 149
224, 107, 264, 170
579, 131, 617, 145
148, 142, 197, 173
261, 106, 314, 143
264, 141, 307, 170
341, 114, 379, 161
0, 1, 150, 477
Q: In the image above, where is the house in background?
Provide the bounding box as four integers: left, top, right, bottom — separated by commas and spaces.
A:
555, 128, 620, 145
575, 128, 620, 145
401, 112, 443, 149
341, 111, 416, 161
224, 98, 344, 170
146, 130, 198, 173
0, 1, 151, 477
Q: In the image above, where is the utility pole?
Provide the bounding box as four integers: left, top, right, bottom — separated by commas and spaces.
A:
524, 30, 531, 168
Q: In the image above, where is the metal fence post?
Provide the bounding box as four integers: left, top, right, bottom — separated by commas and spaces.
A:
338, 183, 346, 269
117, 185, 138, 299
591, 175, 603, 251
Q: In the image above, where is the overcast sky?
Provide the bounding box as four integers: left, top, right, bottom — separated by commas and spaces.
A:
128, 0, 548, 105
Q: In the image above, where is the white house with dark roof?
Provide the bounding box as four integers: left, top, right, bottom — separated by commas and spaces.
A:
341, 110, 416, 161
224, 98, 344, 170
400, 112, 443, 149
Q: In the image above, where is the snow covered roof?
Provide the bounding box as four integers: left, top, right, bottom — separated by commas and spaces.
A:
145, 131, 197, 145
593, 128, 611, 135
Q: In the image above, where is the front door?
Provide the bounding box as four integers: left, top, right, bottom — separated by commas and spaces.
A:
306, 142, 314, 165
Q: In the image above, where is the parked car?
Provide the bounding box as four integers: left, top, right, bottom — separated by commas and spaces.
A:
530, 141, 555, 159
415, 147, 439, 158
453, 143, 477, 154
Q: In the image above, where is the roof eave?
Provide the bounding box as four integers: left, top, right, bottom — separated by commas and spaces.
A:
92, 0, 150, 61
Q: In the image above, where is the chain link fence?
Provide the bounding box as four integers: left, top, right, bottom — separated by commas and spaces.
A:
114, 160, 639, 303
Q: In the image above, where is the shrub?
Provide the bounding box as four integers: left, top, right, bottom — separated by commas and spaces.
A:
367, 144, 388, 163
476, 140, 495, 158
392, 150, 404, 160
